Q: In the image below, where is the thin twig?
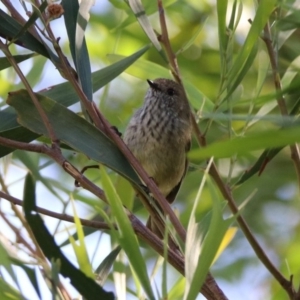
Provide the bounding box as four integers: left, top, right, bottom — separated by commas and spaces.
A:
1, 0, 44, 43
0, 136, 106, 201
0, 41, 59, 147
262, 22, 300, 189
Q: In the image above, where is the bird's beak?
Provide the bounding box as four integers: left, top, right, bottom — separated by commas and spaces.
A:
147, 79, 160, 91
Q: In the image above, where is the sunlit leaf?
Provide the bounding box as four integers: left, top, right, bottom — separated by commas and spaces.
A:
68, 199, 94, 278
127, 0, 166, 60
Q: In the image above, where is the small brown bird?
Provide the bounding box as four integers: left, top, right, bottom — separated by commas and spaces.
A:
124, 78, 192, 236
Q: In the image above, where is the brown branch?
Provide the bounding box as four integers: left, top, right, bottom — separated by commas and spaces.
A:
262, 22, 300, 190
256, 21, 299, 299
0, 136, 106, 201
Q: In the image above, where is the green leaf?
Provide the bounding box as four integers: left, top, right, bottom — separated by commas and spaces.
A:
0, 239, 19, 290
23, 172, 36, 203
23, 172, 115, 300
235, 147, 281, 185
10, 257, 41, 299
217, 0, 228, 55
62, 0, 93, 102
127, 0, 165, 60
224, 0, 276, 100
96, 246, 122, 285
176, 19, 206, 55
59, 214, 103, 247
169, 277, 185, 300
220, 42, 258, 105
189, 125, 300, 161
100, 167, 155, 300
236, 97, 300, 185
68, 200, 94, 279
0, 53, 36, 71
0, 277, 25, 300
7, 90, 140, 185
0, 9, 53, 59
0, 45, 150, 158
277, 10, 300, 31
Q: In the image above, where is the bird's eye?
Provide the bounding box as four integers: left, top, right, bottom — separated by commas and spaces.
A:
167, 88, 175, 96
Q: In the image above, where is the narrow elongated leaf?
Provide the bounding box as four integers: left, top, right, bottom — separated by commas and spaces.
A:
7, 90, 140, 184
0, 9, 52, 59
75, 0, 94, 100
96, 246, 122, 285
59, 214, 103, 247
0, 125, 38, 158
69, 200, 94, 278
217, 0, 228, 56
220, 42, 258, 104
225, 0, 276, 97
235, 147, 281, 185
185, 176, 233, 300
127, 0, 166, 60
189, 126, 300, 161
236, 98, 300, 185
100, 167, 155, 300
0, 53, 36, 71
23, 172, 115, 300
0, 238, 19, 289
277, 10, 300, 31
0, 277, 25, 300
62, 0, 93, 102
10, 257, 42, 299
176, 19, 207, 55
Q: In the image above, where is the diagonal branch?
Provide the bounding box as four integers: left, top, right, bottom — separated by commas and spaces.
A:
262, 22, 300, 189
